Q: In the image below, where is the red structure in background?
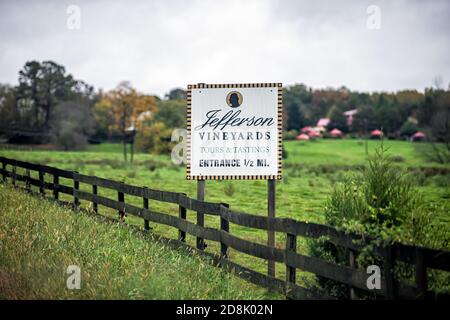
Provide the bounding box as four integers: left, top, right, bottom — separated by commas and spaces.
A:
329, 128, 343, 138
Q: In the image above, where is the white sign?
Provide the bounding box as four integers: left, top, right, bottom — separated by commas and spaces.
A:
187, 83, 282, 180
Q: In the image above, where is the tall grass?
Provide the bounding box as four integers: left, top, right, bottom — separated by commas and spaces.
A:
0, 184, 269, 299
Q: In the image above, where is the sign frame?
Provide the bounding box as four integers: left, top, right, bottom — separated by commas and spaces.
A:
186, 83, 283, 180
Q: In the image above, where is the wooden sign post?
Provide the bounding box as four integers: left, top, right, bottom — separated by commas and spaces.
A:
186, 83, 283, 276
268, 178, 276, 277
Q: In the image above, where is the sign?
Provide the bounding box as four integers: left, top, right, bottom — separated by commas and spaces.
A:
186, 83, 282, 180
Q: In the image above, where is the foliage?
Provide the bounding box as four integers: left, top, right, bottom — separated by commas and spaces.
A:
135, 121, 173, 154
92, 98, 116, 141
154, 99, 186, 128
0, 84, 16, 130
415, 88, 450, 164
309, 145, 450, 298
15, 60, 93, 129
50, 100, 96, 151
327, 105, 348, 133
283, 84, 311, 130
165, 88, 187, 100
96, 81, 158, 160
224, 182, 235, 197
399, 121, 418, 137
283, 129, 299, 140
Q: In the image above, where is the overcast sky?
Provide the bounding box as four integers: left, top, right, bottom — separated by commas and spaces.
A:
1, 0, 449, 97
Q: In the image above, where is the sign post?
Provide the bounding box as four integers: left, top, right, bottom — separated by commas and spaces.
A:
268, 178, 276, 277
186, 83, 283, 274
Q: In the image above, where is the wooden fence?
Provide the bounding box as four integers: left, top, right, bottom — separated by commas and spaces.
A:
0, 156, 449, 300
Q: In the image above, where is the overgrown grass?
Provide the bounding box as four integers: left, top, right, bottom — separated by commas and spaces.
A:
0, 140, 448, 281
0, 184, 274, 299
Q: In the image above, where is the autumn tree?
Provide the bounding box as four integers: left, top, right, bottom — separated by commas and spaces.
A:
101, 81, 158, 161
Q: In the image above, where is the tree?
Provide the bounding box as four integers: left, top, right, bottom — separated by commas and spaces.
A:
415, 89, 450, 164
49, 99, 96, 151
103, 82, 158, 161
399, 121, 418, 138
155, 99, 186, 128
135, 121, 173, 154
165, 88, 186, 100
327, 105, 348, 132
16, 61, 80, 129
0, 84, 17, 131
283, 84, 311, 130
92, 97, 116, 142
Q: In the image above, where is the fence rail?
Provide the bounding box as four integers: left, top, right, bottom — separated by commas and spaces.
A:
0, 156, 449, 300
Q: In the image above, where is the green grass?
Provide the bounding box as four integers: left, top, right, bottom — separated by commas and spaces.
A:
0, 139, 448, 284
0, 184, 274, 299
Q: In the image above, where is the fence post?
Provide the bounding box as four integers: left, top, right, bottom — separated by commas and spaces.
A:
25, 169, 31, 193
73, 171, 79, 207
53, 174, 59, 200
39, 169, 45, 196
143, 187, 150, 231
196, 179, 206, 250
178, 193, 187, 241
92, 184, 98, 214
383, 245, 396, 300
220, 203, 230, 259
12, 161, 16, 187
118, 188, 125, 221
285, 233, 297, 297
268, 178, 276, 277
349, 249, 357, 300
415, 247, 427, 300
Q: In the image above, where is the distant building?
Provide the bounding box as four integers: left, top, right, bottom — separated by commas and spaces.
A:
344, 109, 358, 127
329, 128, 343, 138
296, 133, 310, 141
370, 129, 383, 139
317, 118, 330, 127
412, 131, 426, 141
300, 126, 312, 133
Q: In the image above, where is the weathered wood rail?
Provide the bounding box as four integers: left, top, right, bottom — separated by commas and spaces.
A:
0, 156, 449, 300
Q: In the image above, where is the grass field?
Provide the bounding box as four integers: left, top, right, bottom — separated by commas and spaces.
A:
0, 184, 273, 299
1, 139, 449, 286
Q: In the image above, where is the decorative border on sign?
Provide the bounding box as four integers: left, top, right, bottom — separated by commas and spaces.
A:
186, 83, 283, 180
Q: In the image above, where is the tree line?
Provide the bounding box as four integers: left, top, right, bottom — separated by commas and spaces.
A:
0, 60, 448, 162
0, 60, 186, 159
284, 83, 449, 139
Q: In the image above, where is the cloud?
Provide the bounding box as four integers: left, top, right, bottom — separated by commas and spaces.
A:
0, 0, 449, 97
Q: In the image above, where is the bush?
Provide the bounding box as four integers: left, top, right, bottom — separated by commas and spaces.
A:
283, 130, 299, 141
309, 145, 449, 298
391, 154, 405, 162
224, 182, 235, 197
399, 121, 418, 138
135, 122, 173, 154
52, 121, 89, 151
50, 100, 95, 151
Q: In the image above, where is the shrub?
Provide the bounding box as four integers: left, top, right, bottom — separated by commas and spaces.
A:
309, 145, 449, 298
391, 154, 405, 162
399, 121, 419, 137
224, 182, 235, 197
135, 122, 173, 155
283, 130, 299, 141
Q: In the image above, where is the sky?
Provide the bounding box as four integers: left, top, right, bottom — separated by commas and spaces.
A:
0, 0, 449, 97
